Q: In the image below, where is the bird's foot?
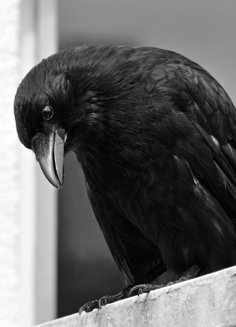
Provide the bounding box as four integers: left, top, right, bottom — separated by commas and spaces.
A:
128, 283, 163, 297
79, 288, 130, 314
97, 291, 127, 307
128, 265, 200, 297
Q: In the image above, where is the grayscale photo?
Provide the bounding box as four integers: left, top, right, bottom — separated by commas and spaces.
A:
1, 0, 236, 326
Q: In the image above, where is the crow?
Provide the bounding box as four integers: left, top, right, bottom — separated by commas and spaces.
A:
14, 46, 236, 311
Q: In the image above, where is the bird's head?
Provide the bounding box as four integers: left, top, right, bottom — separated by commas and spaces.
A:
14, 46, 147, 188
14, 53, 77, 188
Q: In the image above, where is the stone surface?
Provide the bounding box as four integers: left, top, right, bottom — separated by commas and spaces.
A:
36, 266, 236, 327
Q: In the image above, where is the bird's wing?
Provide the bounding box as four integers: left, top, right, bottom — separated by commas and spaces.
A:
158, 62, 236, 218
87, 185, 166, 286
142, 61, 236, 271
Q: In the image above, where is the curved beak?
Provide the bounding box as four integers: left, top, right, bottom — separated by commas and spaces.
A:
32, 127, 66, 188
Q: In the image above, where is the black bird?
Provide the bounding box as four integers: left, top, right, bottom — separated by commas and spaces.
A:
14, 46, 236, 311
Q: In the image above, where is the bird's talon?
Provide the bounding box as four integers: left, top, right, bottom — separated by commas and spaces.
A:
79, 299, 99, 314
128, 283, 154, 297
138, 287, 146, 295
98, 296, 108, 308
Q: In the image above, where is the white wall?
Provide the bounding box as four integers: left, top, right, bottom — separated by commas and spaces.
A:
0, 1, 23, 326
0, 0, 58, 326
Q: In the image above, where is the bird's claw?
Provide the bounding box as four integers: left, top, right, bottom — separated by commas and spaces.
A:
98, 291, 125, 308
79, 299, 99, 314
128, 283, 162, 297
79, 290, 128, 314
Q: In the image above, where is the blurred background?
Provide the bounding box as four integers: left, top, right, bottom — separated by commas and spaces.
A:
1, 0, 236, 326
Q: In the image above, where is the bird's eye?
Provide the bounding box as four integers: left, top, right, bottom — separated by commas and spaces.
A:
41, 106, 54, 120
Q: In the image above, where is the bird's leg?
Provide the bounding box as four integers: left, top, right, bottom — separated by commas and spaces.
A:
79, 287, 131, 314
128, 265, 200, 297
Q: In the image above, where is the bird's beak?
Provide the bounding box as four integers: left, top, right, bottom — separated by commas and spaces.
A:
32, 127, 66, 189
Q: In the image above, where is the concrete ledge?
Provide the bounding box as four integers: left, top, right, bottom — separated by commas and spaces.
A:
36, 266, 236, 327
